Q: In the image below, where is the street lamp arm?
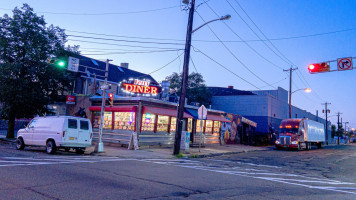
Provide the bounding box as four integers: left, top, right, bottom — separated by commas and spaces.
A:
292, 88, 311, 94
192, 15, 231, 34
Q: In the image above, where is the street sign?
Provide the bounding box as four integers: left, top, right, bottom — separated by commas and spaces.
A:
337, 57, 353, 71
100, 84, 109, 90
198, 105, 207, 120
67, 56, 79, 72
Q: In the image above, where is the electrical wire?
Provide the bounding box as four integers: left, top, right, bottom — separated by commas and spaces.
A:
190, 56, 198, 73
0, 5, 180, 16
259, 77, 287, 89
81, 49, 184, 55
67, 34, 184, 46
204, 0, 284, 70
193, 47, 261, 90
196, 11, 276, 89
68, 39, 181, 50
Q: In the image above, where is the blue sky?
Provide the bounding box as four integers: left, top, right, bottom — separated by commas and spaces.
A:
1, 0, 355, 128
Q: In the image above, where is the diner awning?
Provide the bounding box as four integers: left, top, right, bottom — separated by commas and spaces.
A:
89, 106, 137, 112
143, 106, 192, 118
185, 108, 230, 122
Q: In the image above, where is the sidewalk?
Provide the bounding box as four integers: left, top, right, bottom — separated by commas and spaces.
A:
0, 135, 272, 159
88, 143, 273, 159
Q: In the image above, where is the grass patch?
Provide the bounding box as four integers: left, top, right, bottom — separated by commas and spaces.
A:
175, 153, 184, 158
189, 154, 199, 158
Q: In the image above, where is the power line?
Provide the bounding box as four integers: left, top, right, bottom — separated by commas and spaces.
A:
64, 27, 356, 43
81, 49, 184, 56
196, 11, 276, 89
193, 47, 261, 90
0, 5, 180, 16
190, 56, 198, 73
67, 34, 184, 46
68, 39, 181, 50
204, 1, 284, 70
259, 77, 287, 88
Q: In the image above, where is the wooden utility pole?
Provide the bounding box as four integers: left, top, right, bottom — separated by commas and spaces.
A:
336, 112, 342, 145
322, 102, 331, 145
283, 67, 298, 118
173, 0, 195, 155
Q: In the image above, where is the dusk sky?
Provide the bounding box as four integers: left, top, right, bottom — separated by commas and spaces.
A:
1, 0, 355, 128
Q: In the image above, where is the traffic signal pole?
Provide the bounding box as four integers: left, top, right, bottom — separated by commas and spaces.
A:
173, 0, 195, 155
96, 59, 112, 153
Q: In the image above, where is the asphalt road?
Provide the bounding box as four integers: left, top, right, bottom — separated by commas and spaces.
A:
1, 140, 355, 200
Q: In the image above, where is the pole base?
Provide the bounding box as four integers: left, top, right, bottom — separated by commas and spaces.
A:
95, 142, 104, 153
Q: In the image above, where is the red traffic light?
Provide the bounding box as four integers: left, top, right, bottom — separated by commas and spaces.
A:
308, 62, 330, 73
108, 93, 113, 99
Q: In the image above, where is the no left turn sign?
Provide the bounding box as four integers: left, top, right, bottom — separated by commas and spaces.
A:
337, 57, 353, 71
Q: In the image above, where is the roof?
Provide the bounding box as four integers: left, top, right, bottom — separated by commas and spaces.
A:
206, 87, 255, 96
75, 55, 158, 85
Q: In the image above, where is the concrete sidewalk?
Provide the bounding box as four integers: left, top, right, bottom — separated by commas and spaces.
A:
0, 135, 272, 159
88, 143, 273, 159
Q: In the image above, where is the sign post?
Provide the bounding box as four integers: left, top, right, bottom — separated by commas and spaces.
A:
198, 105, 207, 152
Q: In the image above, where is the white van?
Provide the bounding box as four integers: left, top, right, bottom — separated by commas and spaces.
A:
16, 116, 93, 154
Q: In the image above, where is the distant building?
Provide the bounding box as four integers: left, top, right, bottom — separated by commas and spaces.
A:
208, 86, 332, 144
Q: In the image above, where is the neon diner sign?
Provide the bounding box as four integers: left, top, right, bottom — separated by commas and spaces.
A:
120, 79, 161, 95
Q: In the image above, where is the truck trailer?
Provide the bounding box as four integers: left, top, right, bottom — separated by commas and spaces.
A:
275, 118, 325, 150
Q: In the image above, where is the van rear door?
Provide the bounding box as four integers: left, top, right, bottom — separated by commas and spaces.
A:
64, 118, 79, 144
78, 120, 91, 144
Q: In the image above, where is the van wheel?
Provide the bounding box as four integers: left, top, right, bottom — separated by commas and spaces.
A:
76, 148, 85, 154
46, 140, 57, 154
16, 138, 25, 150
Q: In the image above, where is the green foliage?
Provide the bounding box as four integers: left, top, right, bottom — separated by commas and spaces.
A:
174, 153, 184, 158
331, 125, 336, 138
0, 4, 78, 138
165, 72, 212, 106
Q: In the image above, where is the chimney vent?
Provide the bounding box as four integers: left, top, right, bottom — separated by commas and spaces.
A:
228, 86, 234, 89
121, 63, 129, 69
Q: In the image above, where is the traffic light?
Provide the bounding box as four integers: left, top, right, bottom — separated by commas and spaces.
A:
308, 62, 330, 73
108, 93, 114, 107
47, 57, 67, 68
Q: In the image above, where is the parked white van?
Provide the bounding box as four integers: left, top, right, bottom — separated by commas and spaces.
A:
16, 116, 93, 154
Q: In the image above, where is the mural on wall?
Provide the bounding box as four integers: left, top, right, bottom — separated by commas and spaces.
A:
221, 114, 241, 144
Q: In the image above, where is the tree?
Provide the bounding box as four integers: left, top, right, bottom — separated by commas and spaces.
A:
165, 72, 211, 106
331, 125, 336, 138
0, 4, 78, 138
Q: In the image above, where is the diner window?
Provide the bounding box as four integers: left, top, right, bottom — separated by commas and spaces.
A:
142, 113, 155, 132
205, 120, 213, 133
170, 117, 176, 133
213, 121, 221, 133
114, 112, 135, 131
103, 112, 112, 129
188, 118, 193, 133
196, 120, 205, 133
157, 115, 169, 132
92, 112, 101, 128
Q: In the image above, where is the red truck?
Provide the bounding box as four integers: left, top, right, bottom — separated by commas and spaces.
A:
275, 118, 325, 150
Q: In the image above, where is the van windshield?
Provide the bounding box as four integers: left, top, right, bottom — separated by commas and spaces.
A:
280, 128, 298, 134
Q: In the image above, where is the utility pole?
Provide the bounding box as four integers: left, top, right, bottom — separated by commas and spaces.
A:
336, 112, 342, 145
96, 59, 112, 153
283, 66, 298, 118
322, 102, 331, 145
173, 0, 195, 155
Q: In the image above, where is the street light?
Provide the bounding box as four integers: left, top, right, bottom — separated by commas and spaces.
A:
289, 88, 312, 118
173, 0, 230, 155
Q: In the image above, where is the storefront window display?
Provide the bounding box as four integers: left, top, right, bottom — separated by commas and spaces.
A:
196, 120, 205, 133
92, 112, 101, 128
141, 113, 155, 132
213, 121, 221, 133
157, 115, 169, 132
103, 112, 112, 129
205, 120, 213, 133
114, 112, 135, 131
170, 117, 176, 133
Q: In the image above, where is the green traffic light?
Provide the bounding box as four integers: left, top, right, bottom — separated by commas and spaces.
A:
57, 60, 65, 67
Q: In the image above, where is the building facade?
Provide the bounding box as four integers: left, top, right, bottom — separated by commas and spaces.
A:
209, 86, 332, 144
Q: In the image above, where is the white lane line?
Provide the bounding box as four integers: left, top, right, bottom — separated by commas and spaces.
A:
212, 159, 282, 168
144, 160, 356, 195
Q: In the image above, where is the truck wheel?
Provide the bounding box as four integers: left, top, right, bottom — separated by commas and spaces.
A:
16, 138, 25, 150
76, 148, 85, 154
317, 143, 323, 149
46, 140, 57, 154
297, 143, 301, 151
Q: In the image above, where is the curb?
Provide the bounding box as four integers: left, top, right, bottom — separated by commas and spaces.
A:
184, 147, 272, 159
0, 137, 16, 144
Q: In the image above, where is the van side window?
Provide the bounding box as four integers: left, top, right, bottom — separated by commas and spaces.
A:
28, 119, 38, 128
80, 120, 89, 130
68, 119, 78, 129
